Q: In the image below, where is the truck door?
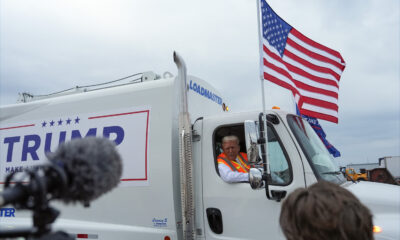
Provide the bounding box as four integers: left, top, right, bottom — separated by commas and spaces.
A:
200, 116, 307, 240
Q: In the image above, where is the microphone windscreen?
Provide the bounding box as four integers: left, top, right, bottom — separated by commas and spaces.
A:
48, 137, 122, 204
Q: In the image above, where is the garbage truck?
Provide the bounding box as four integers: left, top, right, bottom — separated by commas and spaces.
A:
0, 53, 399, 239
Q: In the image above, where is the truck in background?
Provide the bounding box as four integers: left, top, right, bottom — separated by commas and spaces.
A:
379, 156, 400, 183
0, 53, 399, 240
365, 156, 400, 185
343, 158, 400, 185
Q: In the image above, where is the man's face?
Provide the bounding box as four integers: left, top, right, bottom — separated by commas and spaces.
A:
222, 140, 240, 161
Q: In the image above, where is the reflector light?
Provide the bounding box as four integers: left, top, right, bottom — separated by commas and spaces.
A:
222, 103, 229, 111
75, 233, 99, 239
373, 225, 382, 233
272, 106, 280, 109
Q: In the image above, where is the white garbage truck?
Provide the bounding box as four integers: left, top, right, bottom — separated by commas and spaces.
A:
0, 53, 399, 239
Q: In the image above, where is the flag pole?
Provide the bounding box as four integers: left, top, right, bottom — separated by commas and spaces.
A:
256, 0, 271, 179
257, 0, 267, 114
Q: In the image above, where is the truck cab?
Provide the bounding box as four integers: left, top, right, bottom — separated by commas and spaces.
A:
192, 110, 351, 239
191, 108, 399, 240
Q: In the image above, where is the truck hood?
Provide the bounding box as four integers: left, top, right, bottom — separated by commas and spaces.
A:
342, 181, 400, 240
343, 181, 400, 214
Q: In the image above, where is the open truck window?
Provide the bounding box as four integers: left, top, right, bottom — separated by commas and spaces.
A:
213, 123, 292, 185
213, 124, 246, 177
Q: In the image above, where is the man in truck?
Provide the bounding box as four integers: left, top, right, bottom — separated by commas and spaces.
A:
217, 135, 249, 183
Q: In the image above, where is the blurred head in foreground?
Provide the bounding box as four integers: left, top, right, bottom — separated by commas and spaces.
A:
279, 181, 373, 240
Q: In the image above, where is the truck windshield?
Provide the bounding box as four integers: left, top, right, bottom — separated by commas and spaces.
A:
287, 115, 345, 184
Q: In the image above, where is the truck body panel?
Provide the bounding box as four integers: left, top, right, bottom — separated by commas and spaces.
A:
0, 75, 226, 239
1, 77, 181, 238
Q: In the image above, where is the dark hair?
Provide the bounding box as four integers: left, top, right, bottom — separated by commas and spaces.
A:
279, 181, 373, 240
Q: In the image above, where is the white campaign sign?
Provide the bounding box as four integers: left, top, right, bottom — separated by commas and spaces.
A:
0, 106, 150, 187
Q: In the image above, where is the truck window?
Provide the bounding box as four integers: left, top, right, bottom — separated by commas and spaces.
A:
213, 124, 246, 177
213, 124, 292, 185
287, 115, 346, 184
267, 125, 291, 185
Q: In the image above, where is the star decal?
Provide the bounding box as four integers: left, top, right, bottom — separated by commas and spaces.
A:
41, 116, 80, 127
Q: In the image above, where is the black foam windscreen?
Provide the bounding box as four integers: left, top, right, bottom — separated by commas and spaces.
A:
48, 137, 123, 204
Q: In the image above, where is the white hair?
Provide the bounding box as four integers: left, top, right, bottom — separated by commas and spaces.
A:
222, 135, 239, 144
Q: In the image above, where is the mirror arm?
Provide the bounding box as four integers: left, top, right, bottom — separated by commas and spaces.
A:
258, 113, 281, 202
258, 113, 267, 169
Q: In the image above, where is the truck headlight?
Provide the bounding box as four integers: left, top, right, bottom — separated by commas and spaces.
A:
373, 225, 382, 234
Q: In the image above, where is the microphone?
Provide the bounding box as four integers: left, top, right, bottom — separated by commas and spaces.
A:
0, 137, 123, 207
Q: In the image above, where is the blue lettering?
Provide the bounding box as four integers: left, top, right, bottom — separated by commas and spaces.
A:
103, 126, 124, 145
0, 208, 15, 217
152, 217, 167, 227
2, 126, 125, 163
44, 131, 67, 153
6, 166, 23, 173
6, 208, 15, 217
4, 136, 20, 162
71, 128, 97, 139
45, 133, 52, 153
22, 134, 40, 161
188, 81, 222, 106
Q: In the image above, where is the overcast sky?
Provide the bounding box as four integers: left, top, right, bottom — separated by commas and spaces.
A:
1, 0, 399, 166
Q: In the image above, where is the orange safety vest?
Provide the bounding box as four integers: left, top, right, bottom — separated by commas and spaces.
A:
217, 152, 249, 173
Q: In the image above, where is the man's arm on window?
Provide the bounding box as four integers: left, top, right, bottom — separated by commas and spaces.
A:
218, 164, 249, 183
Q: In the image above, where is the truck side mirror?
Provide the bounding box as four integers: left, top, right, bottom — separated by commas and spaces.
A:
244, 120, 261, 165
249, 168, 263, 189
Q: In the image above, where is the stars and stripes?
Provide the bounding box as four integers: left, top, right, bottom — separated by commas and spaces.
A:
260, 0, 346, 123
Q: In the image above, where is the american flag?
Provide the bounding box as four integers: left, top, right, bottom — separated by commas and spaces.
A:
260, 0, 346, 123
